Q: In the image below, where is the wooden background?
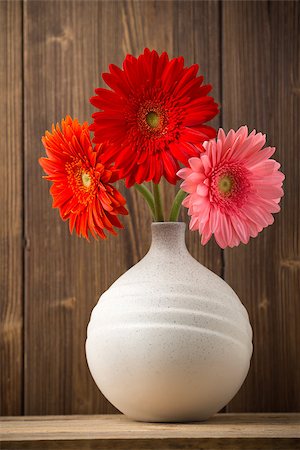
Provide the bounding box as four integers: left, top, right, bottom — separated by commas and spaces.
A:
0, 0, 299, 416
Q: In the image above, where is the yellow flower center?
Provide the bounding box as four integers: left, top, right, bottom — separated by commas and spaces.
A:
82, 172, 92, 188
218, 175, 234, 195
146, 111, 160, 128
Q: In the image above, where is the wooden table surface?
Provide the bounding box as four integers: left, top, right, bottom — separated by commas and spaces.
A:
1, 413, 300, 449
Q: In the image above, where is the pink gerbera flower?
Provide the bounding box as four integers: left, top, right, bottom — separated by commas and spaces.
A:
178, 126, 285, 248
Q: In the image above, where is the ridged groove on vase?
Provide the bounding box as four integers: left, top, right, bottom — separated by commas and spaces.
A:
92, 293, 251, 338
88, 306, 252, 346
101, 284, 249, 320
87, 322, 253, 356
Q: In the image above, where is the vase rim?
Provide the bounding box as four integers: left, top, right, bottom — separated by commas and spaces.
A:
151, 221, 186, 227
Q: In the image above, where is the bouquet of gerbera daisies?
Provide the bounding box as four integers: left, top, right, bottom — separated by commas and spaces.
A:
40, 48, 284, 248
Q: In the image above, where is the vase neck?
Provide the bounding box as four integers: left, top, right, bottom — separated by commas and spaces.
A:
150, 222, 188, 256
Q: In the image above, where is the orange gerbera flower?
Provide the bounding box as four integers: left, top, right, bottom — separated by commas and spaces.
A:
39, 116, 128, 240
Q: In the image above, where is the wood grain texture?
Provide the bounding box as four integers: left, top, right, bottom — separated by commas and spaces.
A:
23, 0, 222, 415
174, 0, 222, 274
0, 0, 23, 415
23, 0, 127, 415
222, 1, 300, 412
1, 414, 300, 450
121, 0, 222, 274
0, 0, 299, 416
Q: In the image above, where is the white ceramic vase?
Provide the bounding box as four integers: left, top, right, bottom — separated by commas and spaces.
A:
86, 222, 253, 422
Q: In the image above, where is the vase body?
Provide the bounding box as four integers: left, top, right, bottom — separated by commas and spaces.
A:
86, 222, 253, 422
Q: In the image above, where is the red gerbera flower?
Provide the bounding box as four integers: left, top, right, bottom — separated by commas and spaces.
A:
39, 116, 128, 240
90, 48, 219, 187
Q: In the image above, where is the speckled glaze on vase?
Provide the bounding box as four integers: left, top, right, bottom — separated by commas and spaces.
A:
86, 222, 253, 422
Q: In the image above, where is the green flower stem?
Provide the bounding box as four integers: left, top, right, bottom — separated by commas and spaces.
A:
152, 182, 164, 222
169, 189, 187, 222
134, 184, 156, 219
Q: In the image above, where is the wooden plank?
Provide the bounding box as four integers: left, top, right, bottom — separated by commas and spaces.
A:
174, 0, 222, 274
121, 0, 222, 273
1, 414, 300, 449
0, 0, 23, 415
23, 0, 131, 415
23, 0, 222, 416
1, 438, 298, 450
222, 1, 300, 411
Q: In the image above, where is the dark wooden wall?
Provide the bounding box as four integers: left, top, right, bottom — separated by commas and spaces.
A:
0, 0, 299, 416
